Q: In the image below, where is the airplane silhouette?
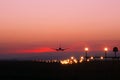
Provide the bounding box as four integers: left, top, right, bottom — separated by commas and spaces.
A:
53, 44, 69, 51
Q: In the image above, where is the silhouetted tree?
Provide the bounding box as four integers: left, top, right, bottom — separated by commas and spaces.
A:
113, 47, 118, 57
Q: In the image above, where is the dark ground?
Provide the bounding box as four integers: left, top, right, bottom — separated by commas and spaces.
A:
0, 61, 120, 80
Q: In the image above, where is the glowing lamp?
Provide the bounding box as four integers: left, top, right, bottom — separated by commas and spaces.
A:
71, 56, 74, 59
79, 60, 83, 63
80, 56, 84, 60
104, 48, 108, 52
85, 48, 89, 51
87, 59, 90, 62
90, 56, 94, 60
100, 56, 104, 60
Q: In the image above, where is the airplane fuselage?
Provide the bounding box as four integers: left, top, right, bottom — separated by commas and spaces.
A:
56, 48, 65, 51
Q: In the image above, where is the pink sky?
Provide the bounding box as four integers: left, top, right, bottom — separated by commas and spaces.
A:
0, 0, 120, 54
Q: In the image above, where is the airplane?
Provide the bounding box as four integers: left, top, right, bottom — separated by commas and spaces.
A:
52, 44, 69, 51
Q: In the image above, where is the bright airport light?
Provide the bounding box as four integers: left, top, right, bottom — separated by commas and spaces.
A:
85, 48, 89, 51
90, 56, 94, 60
71, 56, 74, 59
104, 48, 108, 52
100, 56, 104, 60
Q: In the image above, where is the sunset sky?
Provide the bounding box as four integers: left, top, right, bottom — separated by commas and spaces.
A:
0, 0, 120, 60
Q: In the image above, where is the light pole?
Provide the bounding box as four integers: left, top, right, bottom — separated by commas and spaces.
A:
85, 48, 88, 61
104, 48, 108, 59
113, 47, 118, 58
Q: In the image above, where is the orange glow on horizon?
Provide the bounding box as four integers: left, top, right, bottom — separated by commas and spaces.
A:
18, 47, 55, 53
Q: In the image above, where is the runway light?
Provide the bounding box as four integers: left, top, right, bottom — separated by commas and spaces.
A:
79, 56, 84, 63
60, 60, 69, 64
60, 57, 78, 64
74, 59, 78, 63
80, 56, 84, 60
100, 56, 104, 60
67, 59, 70, 62
79, 60, 83, 63
90, 56, 94, 60
87, 59, 90, 62
71, 56, 74, 59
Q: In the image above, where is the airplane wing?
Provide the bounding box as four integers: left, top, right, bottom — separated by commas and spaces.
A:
51, 48, 59, 51
61, 48, 69, 51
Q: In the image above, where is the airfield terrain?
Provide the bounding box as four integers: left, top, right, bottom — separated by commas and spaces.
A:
0, 61, 120, 80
